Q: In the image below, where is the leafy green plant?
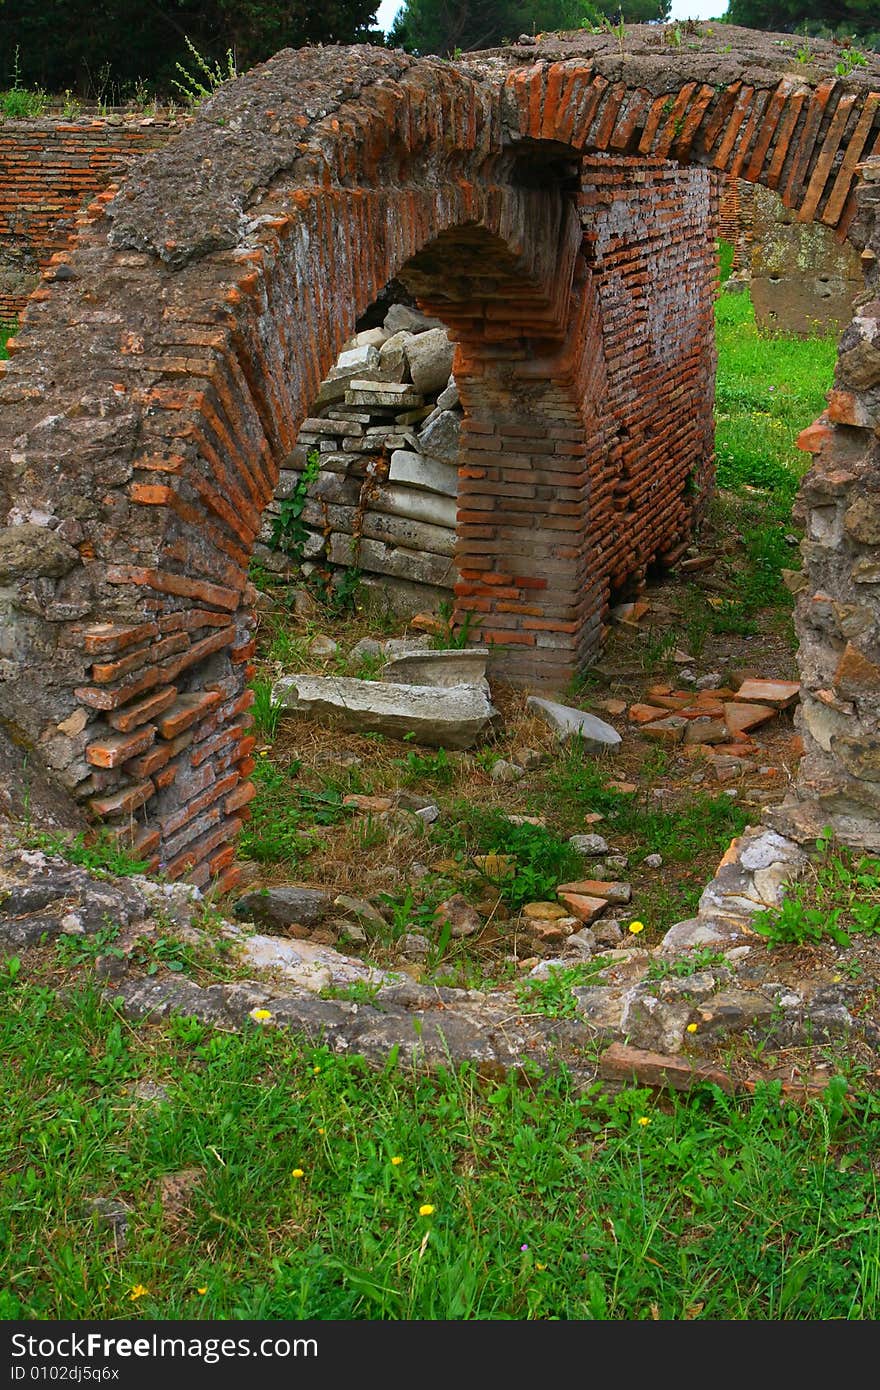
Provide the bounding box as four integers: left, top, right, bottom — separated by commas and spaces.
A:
647, 948, 730, 981
170, 36, 237, 108
54, 924, 124, 969
320, 980, 383, 1007
431, 600, 481, 650
432, 805, 583, 911
237, 760, 350, 866
250, 677, 283, 741
516, 960, 610, 1018
60, 89, 81, 118
1, 47, 47, 117
270, 450, 321, 563
835, 46, 867, 76
308, 565, 363, 620
752, 836, 880, 950
395, 747, 455, 787
24, 830, 149, 877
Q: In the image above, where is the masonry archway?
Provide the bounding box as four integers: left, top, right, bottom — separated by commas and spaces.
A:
1, 28, 879, 880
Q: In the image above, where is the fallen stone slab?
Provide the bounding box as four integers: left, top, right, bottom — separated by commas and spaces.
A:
723, 702, 778, 736
346, 381, 425, 409
734, 679, 800, 708
417, 407, 461, 463
273, 674, 497, 748
388, 448, 459, 497
233, 886, 333, 931
381, 647, 489, 688
237, 933, 390, 992
526, 698, 621, 751
598, 1042, 737, 1094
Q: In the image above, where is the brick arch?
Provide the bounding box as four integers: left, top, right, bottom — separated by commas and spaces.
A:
0, 47, 609, 884
1, 30, 879, 880
507, 64, 878, 236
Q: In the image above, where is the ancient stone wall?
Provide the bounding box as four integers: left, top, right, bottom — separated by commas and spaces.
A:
1, 28, 879, 883
747, 181, 863, 334
579, 154, 717, 598
0, 117, 182, 324
768, 158, 880, 853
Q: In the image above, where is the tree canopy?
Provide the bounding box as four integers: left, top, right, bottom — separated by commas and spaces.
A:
0, 0, 382, 97
725, 0, 879, 46
389, 0, 671, 57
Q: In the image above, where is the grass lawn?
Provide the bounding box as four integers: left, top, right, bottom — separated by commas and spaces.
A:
3, 972, 880, 1321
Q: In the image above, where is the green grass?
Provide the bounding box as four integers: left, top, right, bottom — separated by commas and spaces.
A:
753, 838, 880, 950
2, 972, 879, 1320
710, 288, 835, 634
540, 746, 748, 866
20, 829, 149, 877
714, 290, 836, 502
0, 322, 13, 358
237, 758, 351, 866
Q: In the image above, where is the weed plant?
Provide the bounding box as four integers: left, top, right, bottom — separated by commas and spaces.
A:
753, 836, 880, 949
237, 760, 350, 866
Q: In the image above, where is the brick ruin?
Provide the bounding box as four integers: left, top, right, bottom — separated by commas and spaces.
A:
0, 26, 879, 885
0, 115, 184, 325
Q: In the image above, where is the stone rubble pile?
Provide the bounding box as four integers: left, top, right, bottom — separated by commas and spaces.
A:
626, 676, 801, 781
253, 303, 462, 614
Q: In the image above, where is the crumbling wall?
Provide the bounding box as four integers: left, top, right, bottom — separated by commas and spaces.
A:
748, 181, 863, 335
0, 117, 181, 323
0, 30, 878, 882
769, 156, 880, 852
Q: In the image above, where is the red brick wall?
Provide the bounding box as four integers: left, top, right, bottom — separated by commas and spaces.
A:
580, 155, 718, 600
0, 118, 182, 323
717, 172, 755, 270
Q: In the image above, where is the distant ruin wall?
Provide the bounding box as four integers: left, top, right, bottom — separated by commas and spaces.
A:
0, 117, 182, 323
747, 181, 863, 336
719, 173, 863, 334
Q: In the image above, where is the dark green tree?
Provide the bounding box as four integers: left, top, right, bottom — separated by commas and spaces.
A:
389, 0, 670, 57
0, 0, 381, 96
725, 0, 879, 45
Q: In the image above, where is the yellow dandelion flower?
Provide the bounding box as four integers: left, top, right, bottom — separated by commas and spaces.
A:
637, 1116, 651, 1127
686, 1022, 698, 1034
292, 1168, 305, 1179
391, 1156, 403, 1166
628, 920, 645, 935
419, 1203, 435, 1216
250, 1008, 272, 1023
536, 1262, 547, 1271
197, 1287, 208, 1295
317, 1126, 325, 1135
129, 1284, 149, 1301
313, 1065, 321, 1074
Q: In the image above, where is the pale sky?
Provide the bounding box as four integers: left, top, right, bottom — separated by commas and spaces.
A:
375, 1, 727, 33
